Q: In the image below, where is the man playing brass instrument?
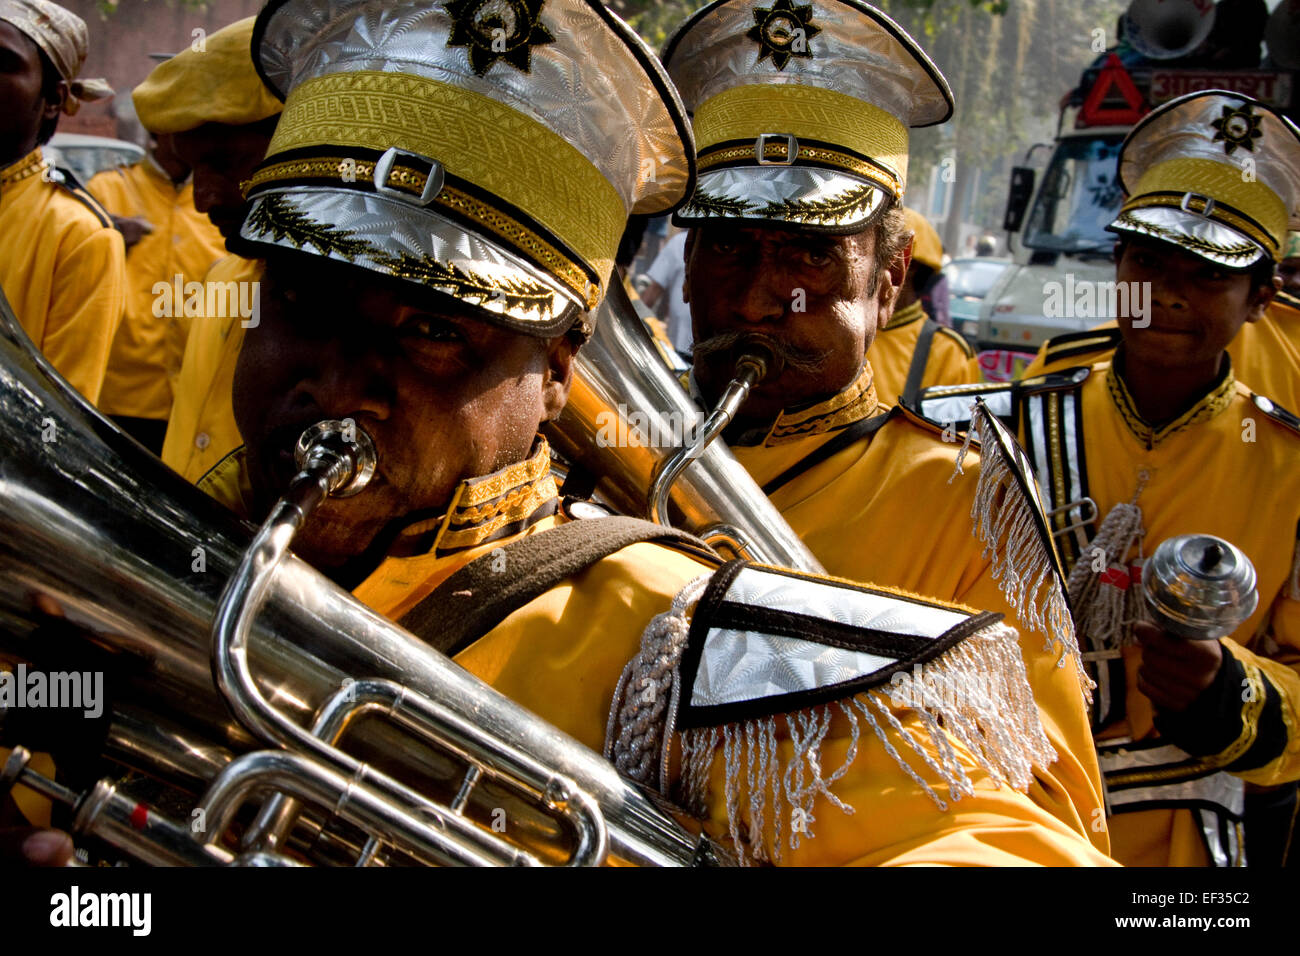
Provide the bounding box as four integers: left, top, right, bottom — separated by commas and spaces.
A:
663, 0, 1108, 854
5, 0, 1112, 866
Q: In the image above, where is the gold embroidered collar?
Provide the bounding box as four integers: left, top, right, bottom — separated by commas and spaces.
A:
394, 437, 559, 556
1105, 351, 1236, 449
1, 149, 45, 190
883, 299, 926, 331
729, 365, 880, 448
212, 437, 559, 558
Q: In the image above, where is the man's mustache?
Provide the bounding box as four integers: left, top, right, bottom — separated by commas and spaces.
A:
691, 331, 831, 376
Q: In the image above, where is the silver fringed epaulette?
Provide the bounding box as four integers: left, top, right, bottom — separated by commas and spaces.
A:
604, 561, 1055, 865
956, 399, 1092, 699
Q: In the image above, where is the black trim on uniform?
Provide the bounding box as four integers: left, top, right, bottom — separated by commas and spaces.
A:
1158, 652, 1292, 775
900, 319, 938, 408
1107, 797, 1244, 820
760, 407, 896, 497
675, 560, 1002, 729
1040, 327, 1121, 365
53, 166, 113, 228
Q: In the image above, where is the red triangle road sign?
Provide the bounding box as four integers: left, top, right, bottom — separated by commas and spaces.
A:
1080, 53, 1147, 126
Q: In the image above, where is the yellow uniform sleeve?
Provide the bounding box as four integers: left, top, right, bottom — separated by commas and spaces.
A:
357, 524, 1113, 866
38, 223, 126, 406
732, 419, 1109, 854
870, 319, 980, 406
1154, 595, 1300, 789
88, 164, 227, 420
691, 711, 1116, 866
161, 256, 257, 481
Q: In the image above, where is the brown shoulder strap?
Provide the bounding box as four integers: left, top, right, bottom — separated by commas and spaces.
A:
397, 514, 713, 657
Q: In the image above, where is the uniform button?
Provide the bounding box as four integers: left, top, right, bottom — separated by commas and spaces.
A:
195, 432, 210, 450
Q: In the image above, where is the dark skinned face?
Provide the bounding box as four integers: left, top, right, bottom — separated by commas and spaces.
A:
0, 23, 62, 164
150, 133, 190, 184
233, 252, 576, 574
171, 119, 275, 245
1115, 238, 1277, 370
1280, 256, 1300, 297
685, 224, 902, 425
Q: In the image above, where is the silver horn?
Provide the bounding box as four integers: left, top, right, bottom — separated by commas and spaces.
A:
0, 285, 724, 867
547, 281, 823, 573
1123, 0, 1217, 60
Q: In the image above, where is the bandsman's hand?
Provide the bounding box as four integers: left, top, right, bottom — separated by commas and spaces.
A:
111, 215, 154, 250
1134, 622, 1224, 714
0, 828, 74, 866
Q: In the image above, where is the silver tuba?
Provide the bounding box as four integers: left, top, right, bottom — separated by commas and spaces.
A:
0, 287, 723, 867
547, 281, 823, 574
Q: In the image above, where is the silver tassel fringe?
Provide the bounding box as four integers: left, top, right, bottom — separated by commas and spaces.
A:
611, 588, 1054, 865
959, 404, 1091, 698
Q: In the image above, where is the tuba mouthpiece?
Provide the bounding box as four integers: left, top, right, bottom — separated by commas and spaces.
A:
293, 419, 377, 498
734, 335, 782, 386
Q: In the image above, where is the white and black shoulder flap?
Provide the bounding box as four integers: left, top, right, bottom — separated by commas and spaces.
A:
605, 560, 1056, 864
911, 381, 1016, 435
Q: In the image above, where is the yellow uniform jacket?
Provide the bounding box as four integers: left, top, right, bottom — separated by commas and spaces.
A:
161, 255, 257, 481
1023, 293, 1300, 412
88, 161, 226, 420
189, 439, 1113, 866
866, 300, 980, 407
921, 359, 1300, 865
0, 148, 125, 405
723, 365, 1109, 855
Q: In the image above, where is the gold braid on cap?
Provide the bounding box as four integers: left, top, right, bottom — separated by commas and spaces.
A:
246, 195, 557, 315
1112, 210, 1263, 263
245, 157, 601, 309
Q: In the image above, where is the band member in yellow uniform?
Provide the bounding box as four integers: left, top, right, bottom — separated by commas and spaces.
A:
6, 0, 1118, 868
127, 17, 283, 480
867, 207, 978, 406
1022, 229, 1300, 411
663, 0, 1107, 853
0, 0, 122, 405
919, 91, 1300, 866
88, 134, 227, 452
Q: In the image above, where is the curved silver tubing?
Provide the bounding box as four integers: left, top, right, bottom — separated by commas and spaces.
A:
1, 747, 233, 866
209, 462, 571, 867
245, 679, 606, 866
0, 284, 713, 868
649, 351, 769, 528
198, 750, 512, 867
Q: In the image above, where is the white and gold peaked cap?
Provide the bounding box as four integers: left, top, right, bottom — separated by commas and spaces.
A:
237, 0, 695, 336
1110, 91, 1300, 268
662, 0, 952, 233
